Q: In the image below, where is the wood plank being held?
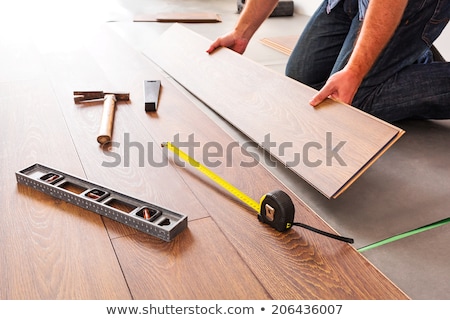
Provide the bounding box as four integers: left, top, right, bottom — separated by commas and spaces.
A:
145, 24, 405, 199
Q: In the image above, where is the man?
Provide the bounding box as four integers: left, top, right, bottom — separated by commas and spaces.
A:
207, 0, 450, 122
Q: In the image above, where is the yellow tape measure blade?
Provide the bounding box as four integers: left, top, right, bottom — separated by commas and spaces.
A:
162, 142, 260, 213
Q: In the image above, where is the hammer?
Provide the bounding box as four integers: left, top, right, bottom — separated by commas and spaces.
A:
74, 91, 130, 145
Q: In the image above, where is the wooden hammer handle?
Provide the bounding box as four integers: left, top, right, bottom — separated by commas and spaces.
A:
97, 94, 116, 144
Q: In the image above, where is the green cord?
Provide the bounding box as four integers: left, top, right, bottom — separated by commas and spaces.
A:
358, 217, 450, 253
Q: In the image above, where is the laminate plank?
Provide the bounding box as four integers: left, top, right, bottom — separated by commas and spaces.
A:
134, 12, 222, 23
0, 78, 131, 299
112, 218, 272, 299
145, 24, 405, 199
78, 26, 408, 299
260, 35, 298, 55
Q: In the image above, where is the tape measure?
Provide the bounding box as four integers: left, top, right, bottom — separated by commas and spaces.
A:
162, 141, 293, 231
162, 142, 353, 242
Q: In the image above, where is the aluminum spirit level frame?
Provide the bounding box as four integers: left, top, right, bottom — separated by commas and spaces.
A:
16, 163, 188, 241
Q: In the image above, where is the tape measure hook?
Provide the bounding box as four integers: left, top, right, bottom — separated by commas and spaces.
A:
264, 203, 276, 222
258, 190, 295, 232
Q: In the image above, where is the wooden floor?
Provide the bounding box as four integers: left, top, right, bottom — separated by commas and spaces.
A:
4, 0, 450, 300
2, 0, 448, 300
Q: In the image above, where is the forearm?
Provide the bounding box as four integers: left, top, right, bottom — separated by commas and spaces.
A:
309, 0, 408, 107
345, 0, 408, 81
235, 0, 279, 40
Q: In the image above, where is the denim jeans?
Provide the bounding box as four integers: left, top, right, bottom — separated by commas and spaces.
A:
285, 0, 450, 122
